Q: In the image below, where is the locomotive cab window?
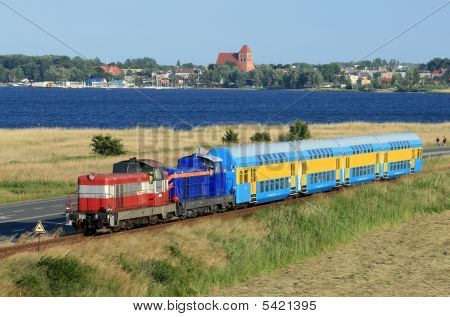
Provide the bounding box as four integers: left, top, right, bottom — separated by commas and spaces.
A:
153, 168, 163, 181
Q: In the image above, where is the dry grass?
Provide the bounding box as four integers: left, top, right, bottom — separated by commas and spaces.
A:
213, 210, 450, 296
0, 216, 266, 296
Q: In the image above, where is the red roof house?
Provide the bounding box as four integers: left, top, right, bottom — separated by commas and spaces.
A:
216, 44, 255, 72
99, 65, 122, 76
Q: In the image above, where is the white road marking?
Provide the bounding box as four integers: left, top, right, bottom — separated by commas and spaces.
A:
0, 197, 67, 209
13, 209, 25, 213
0, 212, 63, 224
51, 204, 64, 207
33, 207, 44, 210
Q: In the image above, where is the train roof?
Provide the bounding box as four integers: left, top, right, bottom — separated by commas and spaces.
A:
208, 133, 422, 168
114, 158, 165, 168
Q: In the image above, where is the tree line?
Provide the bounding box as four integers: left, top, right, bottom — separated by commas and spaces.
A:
0, 54, 449, 91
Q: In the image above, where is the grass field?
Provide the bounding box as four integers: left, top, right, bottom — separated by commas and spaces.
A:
213, 210, 450, 296
0, 156, 448, 296
0, 122, 449, 204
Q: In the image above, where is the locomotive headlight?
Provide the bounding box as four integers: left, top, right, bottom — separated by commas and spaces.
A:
88, 173, 95, 181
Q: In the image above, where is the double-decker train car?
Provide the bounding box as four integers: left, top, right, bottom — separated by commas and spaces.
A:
208, 132, 423, 205
66, 133, 423, 234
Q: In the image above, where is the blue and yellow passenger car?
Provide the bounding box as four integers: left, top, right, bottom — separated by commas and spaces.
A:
208, 133, 423, 205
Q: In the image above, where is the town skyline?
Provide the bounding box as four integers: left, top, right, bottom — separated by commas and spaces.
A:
1, 0, 449, 65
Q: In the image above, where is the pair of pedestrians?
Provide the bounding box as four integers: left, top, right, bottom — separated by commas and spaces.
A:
436, 136, 447, 146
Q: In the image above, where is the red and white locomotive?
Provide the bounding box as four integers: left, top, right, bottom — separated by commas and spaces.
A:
66, 158, 177, 234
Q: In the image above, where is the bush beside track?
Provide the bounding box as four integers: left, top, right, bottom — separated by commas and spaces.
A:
0, 156, 448, 296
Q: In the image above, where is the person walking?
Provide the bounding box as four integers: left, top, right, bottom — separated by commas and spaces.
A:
443, 136, 447, 146
436, 137, 440, 146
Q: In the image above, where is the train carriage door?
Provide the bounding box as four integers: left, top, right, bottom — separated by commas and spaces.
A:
383, 153, 388, 174
115, 184, 124, 209
345, 157, 350, 184
301, 161, 307, 192
411, 149, 416, 170
335, 158, 340, 184
250, 169, 256, 196
376, 153, 380, 176
290, 163, 296, 191
297, 161, 302, 191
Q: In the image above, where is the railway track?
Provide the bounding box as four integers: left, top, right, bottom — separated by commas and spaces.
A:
1, 150, 449, 260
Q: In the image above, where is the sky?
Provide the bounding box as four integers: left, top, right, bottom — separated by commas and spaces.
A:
0, 0, 449, 65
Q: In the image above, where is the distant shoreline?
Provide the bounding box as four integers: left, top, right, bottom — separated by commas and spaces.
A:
1, 84, 449, 94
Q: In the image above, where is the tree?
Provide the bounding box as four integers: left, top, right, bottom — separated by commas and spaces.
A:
221, 129, 239, 144
0, 65, 6, 82
250, 131, 271, 143
134, 77, 143, 87
287, 120, 311, 141
176, 59, 181, 68
90, 134, 126, 156
8, 67, 25, 82
318, 63, 341, 82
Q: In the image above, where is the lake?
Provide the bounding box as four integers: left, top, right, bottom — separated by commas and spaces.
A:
0, 87, 449, 129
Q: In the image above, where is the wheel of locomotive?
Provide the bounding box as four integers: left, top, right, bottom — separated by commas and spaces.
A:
84, 228, 96, 236
150, 215, 159, 225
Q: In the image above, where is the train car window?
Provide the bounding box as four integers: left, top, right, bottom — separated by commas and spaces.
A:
112, 162, 128, 173
265, 181, 270, 192
270, 180, 275, 190
275, 179, 280, 190
239, 171, 243, 184
244, 170, 249, 183
214, 163, 221, 174
126, 163, 138, 173
260, 182, 264, 193
204, 160, 214, 170
290, 163, 295, 176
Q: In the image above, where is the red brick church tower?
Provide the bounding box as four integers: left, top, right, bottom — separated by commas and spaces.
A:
216, 44, 255, 72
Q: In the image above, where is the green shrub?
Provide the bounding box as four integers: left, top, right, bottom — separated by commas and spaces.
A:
277, 133, 289, 142
278, 120, 311, 142
250, 131, 271, 143
221, 129, 239, 144
90, 134, 125, 156
15, 255, 90, 296
287, 120, 311, 141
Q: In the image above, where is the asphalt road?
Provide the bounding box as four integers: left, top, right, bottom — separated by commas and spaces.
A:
0, 197, 71, 237
1, 146, 449, 237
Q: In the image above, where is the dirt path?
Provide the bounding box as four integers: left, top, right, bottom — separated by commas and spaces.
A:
213, 211, 450, 296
